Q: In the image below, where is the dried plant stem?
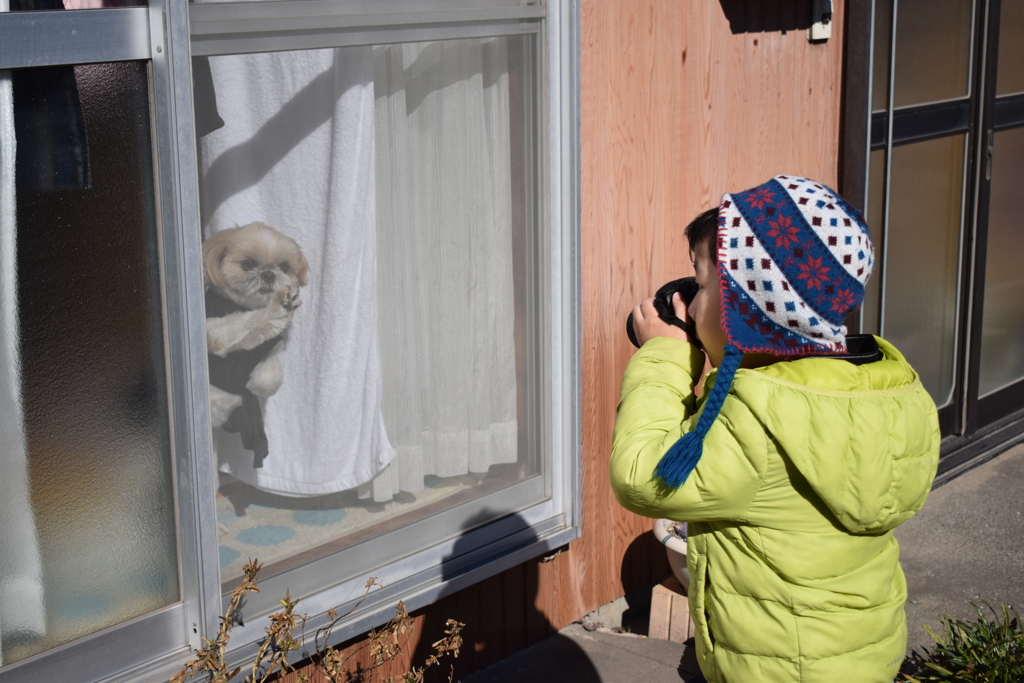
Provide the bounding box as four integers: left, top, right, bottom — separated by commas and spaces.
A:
171, 560, 263, 683
170, 562, 464, 683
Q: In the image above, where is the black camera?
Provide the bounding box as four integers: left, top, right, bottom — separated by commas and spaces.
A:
626, 277, 702, 349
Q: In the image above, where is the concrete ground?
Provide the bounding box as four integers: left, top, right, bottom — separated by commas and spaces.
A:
462, 624, 700, 683
463, 443, 1024, 682
896, 441, 1024, 656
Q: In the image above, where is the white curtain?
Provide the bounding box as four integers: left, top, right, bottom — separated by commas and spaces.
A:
0, 3, 47, 659
199, 37, 519, 501
366, 38, 519, 502
200, 46, 396, 496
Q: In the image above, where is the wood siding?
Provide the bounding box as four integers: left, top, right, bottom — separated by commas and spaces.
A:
279, 1, 845, 680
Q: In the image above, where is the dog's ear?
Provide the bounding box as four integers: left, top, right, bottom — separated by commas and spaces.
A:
202, 229, 234, 290
294, 244, 310, 287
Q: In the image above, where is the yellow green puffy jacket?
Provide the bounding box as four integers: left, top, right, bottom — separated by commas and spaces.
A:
610, 336, 940, 683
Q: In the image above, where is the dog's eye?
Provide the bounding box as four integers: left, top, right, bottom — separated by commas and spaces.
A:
241, 259, 257, 271
279, 262, 290, 274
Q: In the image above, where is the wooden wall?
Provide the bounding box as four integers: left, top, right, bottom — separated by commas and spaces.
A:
577, 0, 845, 630
279, 1, 845, 680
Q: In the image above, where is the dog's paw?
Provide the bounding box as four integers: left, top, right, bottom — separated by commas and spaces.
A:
267, 286, 293, 316
248, 349, 284, 397
277, 285, 302, 312
252, 286, 299, 342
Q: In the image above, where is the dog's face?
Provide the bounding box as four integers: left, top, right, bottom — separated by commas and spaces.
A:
202, 222, 309, 309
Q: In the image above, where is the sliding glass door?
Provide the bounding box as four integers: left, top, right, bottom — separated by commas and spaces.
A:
970, 1, 1024, 428
853, 0, 1024, 466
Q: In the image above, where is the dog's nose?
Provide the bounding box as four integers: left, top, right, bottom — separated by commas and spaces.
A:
260, 270, 275, 284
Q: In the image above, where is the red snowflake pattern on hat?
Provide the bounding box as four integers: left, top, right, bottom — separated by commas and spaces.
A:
716, 175, 874, 356
747, 186, 776, 210
767, 215, 800, 250
796, 255, 831, 290
830, 288, 858, 313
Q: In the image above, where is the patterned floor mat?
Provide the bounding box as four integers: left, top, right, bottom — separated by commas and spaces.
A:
215, 474, 478, 582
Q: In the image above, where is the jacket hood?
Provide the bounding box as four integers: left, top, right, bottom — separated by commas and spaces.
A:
724, 337, 940, 534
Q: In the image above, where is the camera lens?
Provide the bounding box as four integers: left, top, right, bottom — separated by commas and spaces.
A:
626, 277, 702, 349
656, 277, 699, 312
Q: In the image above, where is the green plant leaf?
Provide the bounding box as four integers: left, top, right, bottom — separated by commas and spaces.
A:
923, 662, 954, 676
907, 601, 1024, 682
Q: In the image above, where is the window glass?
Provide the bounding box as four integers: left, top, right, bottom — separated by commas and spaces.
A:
872, 0, 893, 113
195, 36, 542, 589
979, 127, 1024, 396
0, 61, 177, 666
861, 149, 886, 332
996, 0, 1024, 96
894, 0, 973, 107
883, 135, 964, 407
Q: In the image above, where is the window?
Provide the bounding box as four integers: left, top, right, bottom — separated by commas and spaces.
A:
196, 31, 549, 615
0, 58, 179, 668
0, 1, 579, 680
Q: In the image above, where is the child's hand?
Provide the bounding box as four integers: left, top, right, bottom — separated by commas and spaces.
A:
630, 292, 695, 346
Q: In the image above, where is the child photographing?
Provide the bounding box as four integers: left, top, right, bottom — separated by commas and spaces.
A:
610, 176, 940, 682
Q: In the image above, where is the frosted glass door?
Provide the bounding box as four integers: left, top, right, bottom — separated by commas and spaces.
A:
893, 0, 973, 107
996, 0, 1024, 96
979, 129, 1024, 395
883, 136, 965, 407
0, 61, 178, 666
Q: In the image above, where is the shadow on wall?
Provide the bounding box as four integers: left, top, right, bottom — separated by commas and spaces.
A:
618, 531, 669, 632
410, 511, 601, 683
620, 532, 700, 679
718, 0, 815, 34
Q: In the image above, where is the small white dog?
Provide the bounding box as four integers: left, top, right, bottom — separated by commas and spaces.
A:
202, 221, 309, 467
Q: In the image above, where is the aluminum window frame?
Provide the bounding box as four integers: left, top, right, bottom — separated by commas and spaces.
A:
0, 1, 214, 681
189, 0, 547, 55
0, 7, 151, 69
180, 0, 581, 664
1, 0, 580, 680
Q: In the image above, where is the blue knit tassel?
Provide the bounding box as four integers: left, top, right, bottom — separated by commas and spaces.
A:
655, 344, 744, 489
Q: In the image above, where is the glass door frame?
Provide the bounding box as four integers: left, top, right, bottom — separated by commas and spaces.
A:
965, 0, 1024, 432
841, 0, 1024, 483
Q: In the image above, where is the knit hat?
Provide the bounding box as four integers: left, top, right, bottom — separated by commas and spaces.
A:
655, 175, 874, 488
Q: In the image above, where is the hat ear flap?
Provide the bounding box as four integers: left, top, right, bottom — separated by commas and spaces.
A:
202, 229, 234, 290
655, 344, 744, 489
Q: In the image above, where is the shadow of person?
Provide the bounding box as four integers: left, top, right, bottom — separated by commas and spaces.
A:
617, 529, 668, 635
618, 531, 700, 681
409, 510, 601, 683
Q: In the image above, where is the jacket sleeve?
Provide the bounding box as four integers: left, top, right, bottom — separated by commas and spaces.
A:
609, 337, 768, 522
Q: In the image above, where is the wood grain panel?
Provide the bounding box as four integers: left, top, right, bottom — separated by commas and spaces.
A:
576, 0, 688, 625
278, 2, 846, 680
574, 0, 846, 625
